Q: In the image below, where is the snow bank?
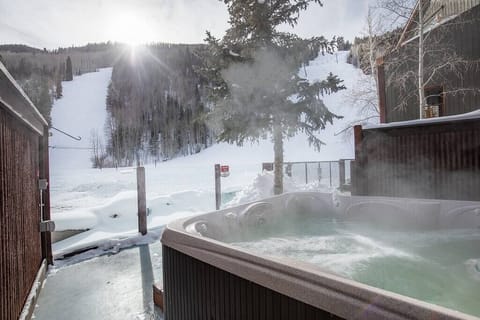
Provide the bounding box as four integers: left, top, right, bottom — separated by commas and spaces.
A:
53, 190, 214, 255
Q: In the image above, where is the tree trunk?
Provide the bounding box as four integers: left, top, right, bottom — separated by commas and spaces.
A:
273, 121, 284, 195
418, 0, 425, 119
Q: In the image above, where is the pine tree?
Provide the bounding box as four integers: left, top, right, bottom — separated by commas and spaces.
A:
55, 77, 63, 99
202, 0, 346, 194
65, 56, 73, 81
37, 78, 53, 123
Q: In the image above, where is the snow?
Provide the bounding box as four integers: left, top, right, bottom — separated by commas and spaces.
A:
365, 109, 480, 130
49, 51, 373, 257
49, 68, 112, 170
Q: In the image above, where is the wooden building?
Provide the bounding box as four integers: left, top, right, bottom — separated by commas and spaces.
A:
352, 1, 480, 201
352, 114, 480, 201
0, 61, 53, 319
377, 1, 480, 123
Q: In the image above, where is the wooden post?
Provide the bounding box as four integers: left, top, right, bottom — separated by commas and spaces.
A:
376, 57, 387, 123
329, 162, 332, 187
305, 163, 308, 184
339, 159, 346, 189
137, 166, 147, 235
354, 125, 364, 161
39, 125, 53, 265
350, 160, 357, 194
353, 125, 366, 195
153, 283, 164, 311
215, 164, 221, 210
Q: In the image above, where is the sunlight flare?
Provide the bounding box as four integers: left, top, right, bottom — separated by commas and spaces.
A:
107, 12, 156, 46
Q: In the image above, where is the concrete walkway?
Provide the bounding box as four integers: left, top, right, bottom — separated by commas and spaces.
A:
33, 243, 163, 320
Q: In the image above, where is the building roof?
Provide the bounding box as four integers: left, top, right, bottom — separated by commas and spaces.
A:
0, 61, 48, 136
396, 0, 480, 48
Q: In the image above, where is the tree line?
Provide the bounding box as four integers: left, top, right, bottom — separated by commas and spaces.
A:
0, 43, 119, 123
2, 30, 347, 178
104, 44, 213, 167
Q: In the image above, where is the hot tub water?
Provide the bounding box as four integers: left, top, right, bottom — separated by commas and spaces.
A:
230, 218, 480, 317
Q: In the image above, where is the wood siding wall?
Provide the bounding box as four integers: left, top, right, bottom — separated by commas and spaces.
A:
383, 4, 480, 123
427, 0, 480, 21
353, 119, 480, 201
0, 106, 43, 320
162, 245, 343, 320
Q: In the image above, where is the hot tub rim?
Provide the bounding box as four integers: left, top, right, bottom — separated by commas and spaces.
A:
161, 192, 480, 320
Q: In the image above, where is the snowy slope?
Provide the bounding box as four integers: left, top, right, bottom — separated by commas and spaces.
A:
49, 68, 112, 170
49, 52, 374, 256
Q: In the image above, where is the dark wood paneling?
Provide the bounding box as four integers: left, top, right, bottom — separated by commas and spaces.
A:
0, 106, 43, 320
353, 118, 480, 201
376, 58, 387, 123
163, 246, 343, 320
383, 4, 480, 123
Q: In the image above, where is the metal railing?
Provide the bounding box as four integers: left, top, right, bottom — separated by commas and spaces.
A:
262, 159, 354, 189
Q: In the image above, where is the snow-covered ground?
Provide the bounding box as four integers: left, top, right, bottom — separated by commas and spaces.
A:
49, 51, 374, 257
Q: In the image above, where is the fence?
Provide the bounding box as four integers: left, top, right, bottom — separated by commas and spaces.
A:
0, 62, 51, 320
262, 160, 353, 190
352, 117, 480, 201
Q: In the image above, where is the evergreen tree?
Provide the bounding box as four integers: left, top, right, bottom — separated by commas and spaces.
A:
55, 77, 63, 99
35, 77, 53, 123
65, 56, 73, 81
202, 0, 346, 194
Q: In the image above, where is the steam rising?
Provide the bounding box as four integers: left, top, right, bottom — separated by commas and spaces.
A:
221, 49, 295, 115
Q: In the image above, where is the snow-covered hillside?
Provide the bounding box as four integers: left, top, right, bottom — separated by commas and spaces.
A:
49, 51, 374, 256
50, 68, 112, 170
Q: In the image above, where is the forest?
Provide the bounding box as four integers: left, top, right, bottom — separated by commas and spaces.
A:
1, 34, 342, 168
0, 43, 118, 123
0, 42, 212, 167
104, 44, 212, 166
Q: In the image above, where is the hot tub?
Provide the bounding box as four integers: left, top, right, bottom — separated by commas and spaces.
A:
161, 192, 480, 320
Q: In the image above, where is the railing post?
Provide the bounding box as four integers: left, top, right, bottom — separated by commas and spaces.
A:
39, 125, 53, 265
305, 163, 308, 184
329, 162, 332, 187
137, 166, 147, 235
353, 125, 366, 195
339, 159, 346, 189
215, 164, 221, 210
317, 163, 322, 182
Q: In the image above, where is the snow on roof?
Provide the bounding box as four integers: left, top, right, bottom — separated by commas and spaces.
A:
364, 109, 480, 130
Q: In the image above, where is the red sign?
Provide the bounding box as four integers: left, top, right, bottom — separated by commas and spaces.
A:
220, 165, 230, 177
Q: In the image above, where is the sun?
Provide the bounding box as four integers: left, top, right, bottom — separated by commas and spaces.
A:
107, 12, 156, 46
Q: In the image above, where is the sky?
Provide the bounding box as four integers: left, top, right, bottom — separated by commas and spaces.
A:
0, 0, 374, 49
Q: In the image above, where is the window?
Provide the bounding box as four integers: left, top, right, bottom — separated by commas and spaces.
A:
423, 86, 444, 118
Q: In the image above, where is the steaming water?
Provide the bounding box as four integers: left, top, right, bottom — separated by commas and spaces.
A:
230, 219, 480, 317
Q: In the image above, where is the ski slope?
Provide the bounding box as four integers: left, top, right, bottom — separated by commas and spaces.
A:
49, 51, 375, 256
50, 68, 112, 170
